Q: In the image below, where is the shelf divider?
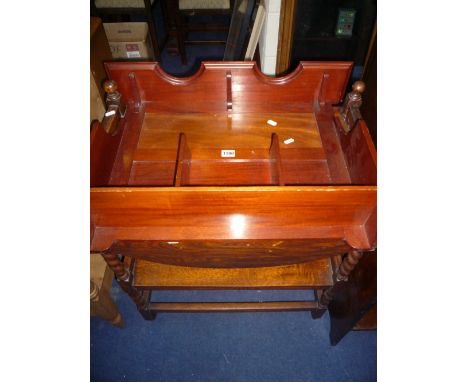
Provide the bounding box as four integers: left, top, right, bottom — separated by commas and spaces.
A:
269, 133, 285, 185
174, 133, 191, 186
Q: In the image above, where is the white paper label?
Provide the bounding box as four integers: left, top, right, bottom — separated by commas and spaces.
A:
283, 138, 295, 145
221, 149, 236, 158
105, 110, 116, 117
127, 51, 141, 58
267, 119, 278, 126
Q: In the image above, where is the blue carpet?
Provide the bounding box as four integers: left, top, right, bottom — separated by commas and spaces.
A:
91, 281, 376, 382
160, 43, 225, 77
160, 32, 227, 77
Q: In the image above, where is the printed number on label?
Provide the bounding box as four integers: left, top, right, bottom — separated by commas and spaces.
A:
221, 149, 236, 158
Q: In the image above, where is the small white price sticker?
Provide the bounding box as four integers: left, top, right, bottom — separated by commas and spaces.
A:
267, 119, 278, 126
221, 149, 236, 158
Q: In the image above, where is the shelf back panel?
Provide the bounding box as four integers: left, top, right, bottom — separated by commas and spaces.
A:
104, 61, 353, 114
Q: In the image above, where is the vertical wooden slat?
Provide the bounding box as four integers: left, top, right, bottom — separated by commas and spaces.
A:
315, 105, 351, 184
226, 71, 233, 111
174, 133, 191, 186
108, 107, 146, 185
128, 72, 141, 112
317, 72, 330, 107
269, 133, 285, 185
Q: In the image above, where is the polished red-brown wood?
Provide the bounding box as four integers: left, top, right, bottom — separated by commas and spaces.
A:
90, 120, 124, 186
336, 119, 377, 185
108, 106, 146, 185
91, 61, 377, 344
105, 238, 352, 268
127, 112, 330, 186
315, 105, 351, 184
104, 61, 352, 114
91, 186, 376, 252
269, 133, 285, 185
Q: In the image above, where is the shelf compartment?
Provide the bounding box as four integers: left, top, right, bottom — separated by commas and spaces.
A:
132, 257, 334, 289
127, 112, 332, 186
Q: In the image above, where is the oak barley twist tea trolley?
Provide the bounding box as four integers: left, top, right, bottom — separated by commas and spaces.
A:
90, 61, 376, 345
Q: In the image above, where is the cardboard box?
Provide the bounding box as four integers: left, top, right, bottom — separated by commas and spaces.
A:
103, 22, 153, 60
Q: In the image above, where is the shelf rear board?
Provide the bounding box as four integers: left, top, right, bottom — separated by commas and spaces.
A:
104, 61, 353, 113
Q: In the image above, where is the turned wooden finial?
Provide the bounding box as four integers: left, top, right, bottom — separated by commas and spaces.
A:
338, 80, 366, 133
101, 79, 125, 135
103, 80, 121, 105
346, 80, 365, 106
103, 80, 118, 94
352, 80, 366, 94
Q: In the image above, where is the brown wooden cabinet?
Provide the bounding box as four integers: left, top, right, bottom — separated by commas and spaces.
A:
90, 61, 376, 344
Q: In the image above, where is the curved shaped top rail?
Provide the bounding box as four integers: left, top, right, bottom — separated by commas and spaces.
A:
104, 61, 353, 113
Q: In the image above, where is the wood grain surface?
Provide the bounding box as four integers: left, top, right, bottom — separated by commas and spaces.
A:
129, 112, 330, 185
90, 61, 377, 344
133, 258, 333, 288
104, 61, 352, 113
90, 186, 376, 251
90, 120, 124, 186
107, 238, 351, 268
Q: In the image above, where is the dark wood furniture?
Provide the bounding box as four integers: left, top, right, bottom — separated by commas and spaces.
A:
164, 0, 234, 64
90, 61, 376, 344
